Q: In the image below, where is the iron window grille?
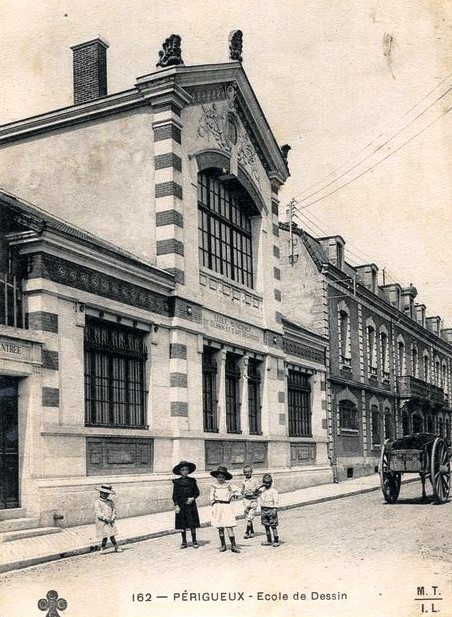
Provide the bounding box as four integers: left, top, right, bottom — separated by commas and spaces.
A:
248, 359, 262, 435
288, 370, 312, 437
202, 347, 218, 432
84, 318, 147, 428
198, 171, 254, 288
225, 353, 241, 433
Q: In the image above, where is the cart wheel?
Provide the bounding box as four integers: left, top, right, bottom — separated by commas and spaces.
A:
430, 437, 451, 504
379, 440, 401, 503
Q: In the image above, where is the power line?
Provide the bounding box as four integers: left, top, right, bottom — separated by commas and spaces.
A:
294, 85, 451, 207
289, 77, 451, 205
296, 103, 452, 211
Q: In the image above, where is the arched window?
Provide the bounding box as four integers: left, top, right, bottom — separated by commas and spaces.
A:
434, 358, 440, 387
338, 400, 359, 432
441, 362, 448, 392
367, 322, 377, 377
397, 338, 406, 376
423, 352, 430, 382
411, 345, 418, 378
371, 404, 382, 448
380, 329, 389, 378
338, 303, 351, 366
198, 170, 256, 288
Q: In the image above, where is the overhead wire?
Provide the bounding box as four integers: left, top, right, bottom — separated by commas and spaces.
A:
295, 103, 452, 211
289, 75, 452, 203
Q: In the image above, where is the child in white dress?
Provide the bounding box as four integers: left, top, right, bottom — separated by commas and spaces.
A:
94, 484, 123, 553
210, 466, 241, 553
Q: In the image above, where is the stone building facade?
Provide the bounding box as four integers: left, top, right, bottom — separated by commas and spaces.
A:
280, 224, 452, 481
0, 36, 331, 529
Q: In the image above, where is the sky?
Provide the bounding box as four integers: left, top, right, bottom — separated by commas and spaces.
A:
1, 0, 451, 323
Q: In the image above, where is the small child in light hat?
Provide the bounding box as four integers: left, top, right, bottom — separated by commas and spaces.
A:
95, 484, 123, 553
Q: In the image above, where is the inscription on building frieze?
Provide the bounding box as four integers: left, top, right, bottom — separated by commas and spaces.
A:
203, 312, 260, 342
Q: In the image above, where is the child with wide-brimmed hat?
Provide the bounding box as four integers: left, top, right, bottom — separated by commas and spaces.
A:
172, 460, 201, 549
94, 484, 123, 553
209, 466, 241, 553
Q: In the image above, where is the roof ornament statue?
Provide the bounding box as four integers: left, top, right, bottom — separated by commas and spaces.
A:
156, 34, 184, 68
280, 144, 292, 164
229, 30, 243, 62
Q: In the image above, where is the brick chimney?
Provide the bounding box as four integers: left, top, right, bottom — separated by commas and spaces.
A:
71, 38, 109, 105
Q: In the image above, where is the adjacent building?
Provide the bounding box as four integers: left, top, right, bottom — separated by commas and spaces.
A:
280, 223, 452, 480
0, 35, 331, 528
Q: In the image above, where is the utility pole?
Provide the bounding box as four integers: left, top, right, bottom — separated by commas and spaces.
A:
382, 268, 386, 286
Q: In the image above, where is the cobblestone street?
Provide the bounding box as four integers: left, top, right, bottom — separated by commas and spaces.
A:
1, 482, 450, 617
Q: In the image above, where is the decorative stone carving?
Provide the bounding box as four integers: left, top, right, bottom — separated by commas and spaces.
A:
229, 30, 243, 62
197, 83, 238, 152
156, 34, 184, 68
197, 82, 262, 185
237, 131, 261, 186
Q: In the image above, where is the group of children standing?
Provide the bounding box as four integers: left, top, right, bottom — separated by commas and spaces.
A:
94, 462, 280, 553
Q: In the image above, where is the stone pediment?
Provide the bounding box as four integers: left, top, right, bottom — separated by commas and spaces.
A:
137, 63, 289, 185
192, 82, 263, 186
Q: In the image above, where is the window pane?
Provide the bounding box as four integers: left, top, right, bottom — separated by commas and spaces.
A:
197, 170, 254, 288
84, 319, 147, 428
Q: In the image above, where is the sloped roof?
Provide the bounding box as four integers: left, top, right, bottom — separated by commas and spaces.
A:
0, 188, 174, 282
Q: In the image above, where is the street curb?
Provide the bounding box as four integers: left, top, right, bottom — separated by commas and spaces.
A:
0, 477, 420, 575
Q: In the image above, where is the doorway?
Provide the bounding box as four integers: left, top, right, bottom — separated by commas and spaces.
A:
0, 377, 19, 509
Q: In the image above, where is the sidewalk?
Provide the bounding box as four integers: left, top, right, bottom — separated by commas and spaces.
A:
0, 474, 416, 574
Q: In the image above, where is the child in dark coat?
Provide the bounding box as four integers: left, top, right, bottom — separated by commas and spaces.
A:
172, 460, 201, 548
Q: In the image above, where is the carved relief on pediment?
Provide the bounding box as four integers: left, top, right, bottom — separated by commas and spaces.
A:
197, 83, 261, 185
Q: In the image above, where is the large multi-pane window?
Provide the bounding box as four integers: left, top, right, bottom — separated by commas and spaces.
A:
288, 370, 312, 437
248, 359, 262, 435
202, 347, 218, 432
84, 318, 147, 428
225, 353, 241, 433
198, 170, 254, 288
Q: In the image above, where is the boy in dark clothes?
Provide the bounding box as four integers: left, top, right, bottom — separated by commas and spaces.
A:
172, 460, 201, 548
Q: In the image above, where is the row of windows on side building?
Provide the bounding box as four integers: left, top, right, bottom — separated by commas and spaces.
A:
84, 317, 313, 438
339, 309, 449, 387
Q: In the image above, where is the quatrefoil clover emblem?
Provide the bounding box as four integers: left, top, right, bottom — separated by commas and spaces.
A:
38, 590, 67, 617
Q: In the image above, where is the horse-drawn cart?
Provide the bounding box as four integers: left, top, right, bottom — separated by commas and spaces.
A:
379, 433, 450, 504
